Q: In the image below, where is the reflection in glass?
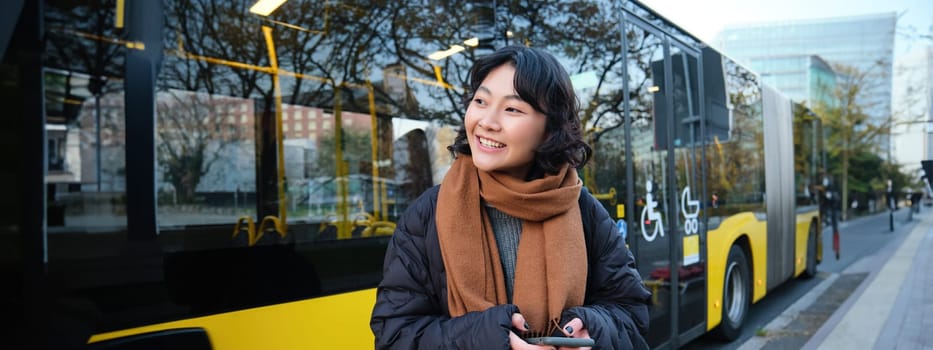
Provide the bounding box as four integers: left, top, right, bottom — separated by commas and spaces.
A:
44, 1, 127, 230
668, 45, 706, 333
794, 104, 823, 208
705, 58, 766, 221
624, 22, 672, 346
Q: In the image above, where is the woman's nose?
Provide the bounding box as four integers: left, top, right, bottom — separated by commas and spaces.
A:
477, 113, 500, 131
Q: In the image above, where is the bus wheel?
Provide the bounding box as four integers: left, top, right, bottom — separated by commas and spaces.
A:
803, 223, 818, 278
714, 245, 750, 341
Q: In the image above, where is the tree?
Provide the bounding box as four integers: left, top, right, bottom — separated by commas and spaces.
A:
901, 21, 933, 44
813, 63, 894, 220
309, 130, 373, 180
156, 91, 242, 203
158, 0, 273, 204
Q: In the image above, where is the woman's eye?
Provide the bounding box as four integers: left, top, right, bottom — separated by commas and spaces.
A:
472, 98, 486, 106
505, 107, 524, 114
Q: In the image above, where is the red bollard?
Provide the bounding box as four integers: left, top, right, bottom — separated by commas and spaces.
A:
832, 230, 840, 260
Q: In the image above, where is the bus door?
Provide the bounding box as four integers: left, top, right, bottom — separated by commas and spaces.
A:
666, 41, 707, 343
622, 15, 705, 348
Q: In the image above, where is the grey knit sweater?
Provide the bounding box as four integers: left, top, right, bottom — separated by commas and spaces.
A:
485, 205, 522, 302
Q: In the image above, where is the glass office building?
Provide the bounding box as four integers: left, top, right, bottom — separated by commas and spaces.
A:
892, 46, 933, 178
713, 12, 896, 155
753, 54, 836, 107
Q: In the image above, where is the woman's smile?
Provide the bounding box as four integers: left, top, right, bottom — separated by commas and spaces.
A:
477, 136, 505, 149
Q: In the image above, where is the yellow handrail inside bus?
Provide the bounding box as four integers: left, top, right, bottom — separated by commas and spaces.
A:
230, 25, 290, 245
264, 25, 288, 235
352, 211, 396, 237
233, 215, 286, 246
233, 215, 256, 244
590, 187, 617, 204
367, 80, 382, 222
642, 279, 663, 306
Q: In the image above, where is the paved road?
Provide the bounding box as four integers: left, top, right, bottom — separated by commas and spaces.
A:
682, 208, 921, 350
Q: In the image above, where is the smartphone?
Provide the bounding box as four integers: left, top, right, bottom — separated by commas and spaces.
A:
525, 337, 596, 347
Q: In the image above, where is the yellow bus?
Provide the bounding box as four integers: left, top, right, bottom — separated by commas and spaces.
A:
2, 0, 823, 348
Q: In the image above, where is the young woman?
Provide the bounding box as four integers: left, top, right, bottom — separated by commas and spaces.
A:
371, 46, 651, 349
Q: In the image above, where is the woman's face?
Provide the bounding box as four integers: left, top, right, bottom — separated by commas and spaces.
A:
465, 64, 548, 179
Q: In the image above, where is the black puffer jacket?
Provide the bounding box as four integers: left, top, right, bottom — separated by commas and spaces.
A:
371, 186, 651, 349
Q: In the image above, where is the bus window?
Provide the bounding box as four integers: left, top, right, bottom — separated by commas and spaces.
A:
793, 104, 824, 209
706, 59, 766, 221
44, 3, 128, 232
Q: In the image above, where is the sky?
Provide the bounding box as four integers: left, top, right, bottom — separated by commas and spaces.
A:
638, 0, 933, 57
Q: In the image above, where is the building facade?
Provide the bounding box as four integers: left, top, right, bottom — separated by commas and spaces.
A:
892, 45, 933, 179
750, 54, 836, 108
713, 12, 897, 155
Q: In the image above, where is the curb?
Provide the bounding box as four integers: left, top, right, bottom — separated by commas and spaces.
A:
736, 273, 838, 350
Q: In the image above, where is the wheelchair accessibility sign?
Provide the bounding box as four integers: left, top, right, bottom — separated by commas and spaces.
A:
640, 181, 701, 242
641, 180, 664, 242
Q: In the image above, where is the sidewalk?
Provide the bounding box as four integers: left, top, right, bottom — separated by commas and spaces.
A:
804, 208, 933, 349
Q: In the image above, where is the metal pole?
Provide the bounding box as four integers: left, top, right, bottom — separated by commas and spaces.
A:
832, 203, 840, 259
887, 180, 894, 232
889, 208, 894, 232
95, 94, 101, 191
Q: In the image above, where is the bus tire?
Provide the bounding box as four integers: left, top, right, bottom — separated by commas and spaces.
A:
714, 244, 750, 341
803, 223, 818, 278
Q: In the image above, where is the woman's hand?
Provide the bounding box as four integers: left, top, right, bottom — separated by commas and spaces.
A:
557, 317, 592, 350
508, 313, 556, 350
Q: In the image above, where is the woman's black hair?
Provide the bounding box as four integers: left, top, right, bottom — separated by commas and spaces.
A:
447, 45, 592, 179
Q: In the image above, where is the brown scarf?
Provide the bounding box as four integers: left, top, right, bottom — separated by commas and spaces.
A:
436, 155, 587, 335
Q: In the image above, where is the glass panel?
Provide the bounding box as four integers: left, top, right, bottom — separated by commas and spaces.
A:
42, 0, 138, 341
706, 56, 766, 224
154, 90, 257, 227
794, 104, 822, 210
44, 1, 127, 232
624, 22, 672, 346
668, 45, 705, 333
37, 0, 470, 334
150, 0, 459, 322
